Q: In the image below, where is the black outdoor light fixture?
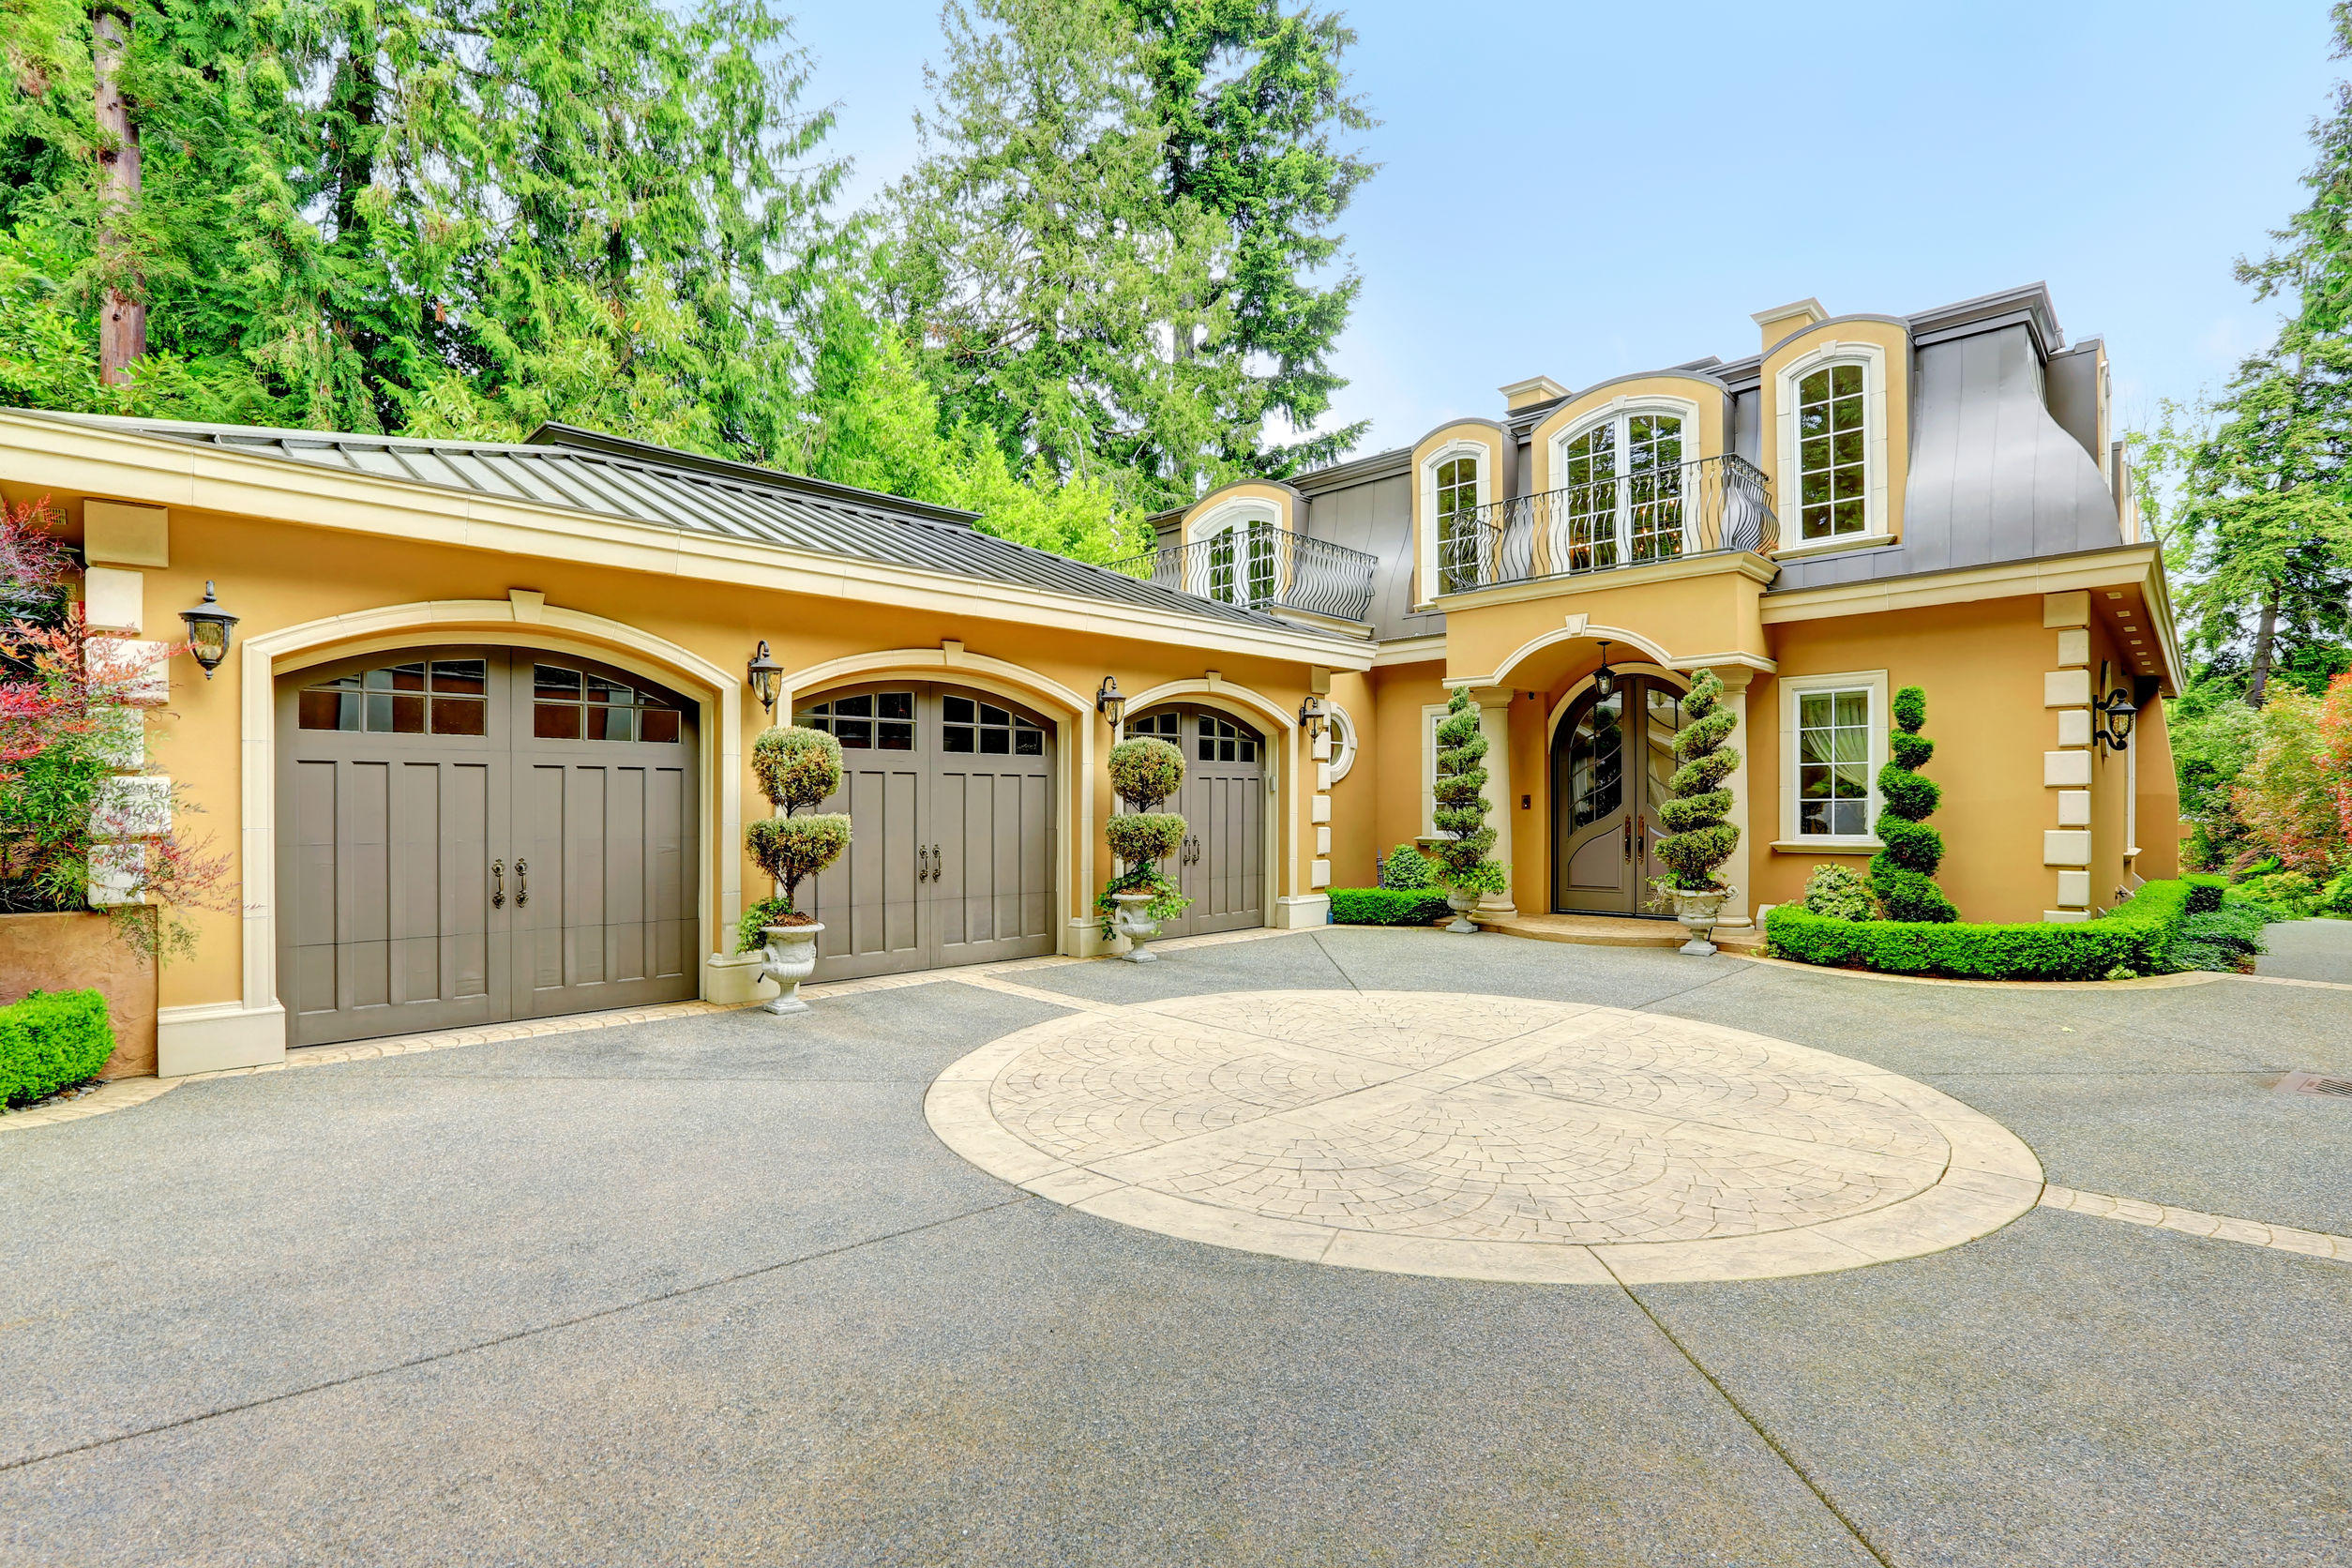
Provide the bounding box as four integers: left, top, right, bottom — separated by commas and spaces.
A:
1298, 693, 1326, 741
2094, 686, 2137, 754
1591, 640, 1616, 701
1095, 674, 1127, 730
746, 641, 782, 717
177, 580, 239, 680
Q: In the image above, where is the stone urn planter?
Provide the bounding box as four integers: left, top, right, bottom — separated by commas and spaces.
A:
1110, 891, 1162, 962
759, 921, 824, 1015
1666, 886, 1731, 957
1443, 889, 1480, 935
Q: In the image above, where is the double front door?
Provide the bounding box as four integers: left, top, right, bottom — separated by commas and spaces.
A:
1126, 706, 1265, 937
1551, 675, 1691, 914
278, 646, 701, 1047
792, 684, 1057, 981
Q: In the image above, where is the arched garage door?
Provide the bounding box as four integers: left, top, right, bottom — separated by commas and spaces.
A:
1126, 705, 1265, 937
277, 646, 701, 1047
792, 683, 1057, 981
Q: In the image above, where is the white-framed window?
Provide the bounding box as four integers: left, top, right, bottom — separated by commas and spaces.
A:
1418, 440, 1491, 601
1188, 500, 1281, 606
1546, 399, 1701, 571
1774, 342, 1890, 550
1322, 702, 1358, 782
1778, 669, 1887, 846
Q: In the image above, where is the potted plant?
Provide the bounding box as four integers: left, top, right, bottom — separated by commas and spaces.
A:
742, 725, 851, 1014
1651, 668, 1741, 955
1100, 734, 1188, 961
1429, 687, 1502, 932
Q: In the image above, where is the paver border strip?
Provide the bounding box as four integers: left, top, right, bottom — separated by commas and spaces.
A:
927, 989, 2048, 1286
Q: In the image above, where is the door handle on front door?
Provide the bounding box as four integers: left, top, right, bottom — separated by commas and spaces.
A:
515, 858, 528, 907
490, 859, 505, 908
1621, 822, 1634, 862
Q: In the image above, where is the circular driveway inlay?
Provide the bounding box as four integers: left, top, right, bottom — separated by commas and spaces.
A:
926, 990, 2043, 1283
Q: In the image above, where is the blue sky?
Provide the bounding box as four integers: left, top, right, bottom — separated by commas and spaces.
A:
795, 0, 2341, 458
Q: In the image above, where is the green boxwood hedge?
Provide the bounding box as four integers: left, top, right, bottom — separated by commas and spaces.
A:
1329, 887, 1454, 927
1765, 879, 2200, 981
2, 989, 115, 1108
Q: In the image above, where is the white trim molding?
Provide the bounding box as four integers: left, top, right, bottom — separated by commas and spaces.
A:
1322, 699, 1360, 783
1777, 668, 1890, 850
1773, 339, 1892, 551
208, 597, 744, 1077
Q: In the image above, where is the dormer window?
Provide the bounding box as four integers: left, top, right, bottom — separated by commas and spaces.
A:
1797, 364, 1867, 542
1436, 455, 1481, 593
1550, 405, 1693, 570
1189, 504, 1280, 606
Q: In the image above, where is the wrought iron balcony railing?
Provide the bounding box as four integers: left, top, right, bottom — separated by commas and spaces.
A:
1435, 453, 1777, 596
1109, 521, 1378, 624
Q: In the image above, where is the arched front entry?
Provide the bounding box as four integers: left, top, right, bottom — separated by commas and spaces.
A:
276, 644, 701, 1047
792, 681, 1057, 981
1127, 704, 1265, 936
1550, 672, 1691, 914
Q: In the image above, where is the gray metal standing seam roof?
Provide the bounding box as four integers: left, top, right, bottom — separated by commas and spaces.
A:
24, 412, 1334, 639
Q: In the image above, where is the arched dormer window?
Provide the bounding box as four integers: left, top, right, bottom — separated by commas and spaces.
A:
1773, 341, 1890, 550
1549, 403, 1695, 571
1189, 502, 1279, 606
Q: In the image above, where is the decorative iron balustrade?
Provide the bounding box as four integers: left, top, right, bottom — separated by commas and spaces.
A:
1435, 453, 1777, 595
1109, 522, 1379, 624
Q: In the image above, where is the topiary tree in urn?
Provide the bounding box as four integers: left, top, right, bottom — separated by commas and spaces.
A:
1651, 668, 1742, 955
1430, 686, 1504, 931
1100, 734, 1189, 960
742, 725, 851, 1014
1868, 686, 1957, 922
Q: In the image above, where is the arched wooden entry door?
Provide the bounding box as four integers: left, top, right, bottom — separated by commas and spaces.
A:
792, 683, 1057, 981
1127, 706, 1265, 936
1550, 674, 1691, 914
277, 645, 701, 1047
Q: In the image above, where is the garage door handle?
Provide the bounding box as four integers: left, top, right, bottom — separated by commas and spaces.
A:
917, 845, 930, 882
515, 858, 528, 907
929, 844, 942, 880
490, 859, 505, 909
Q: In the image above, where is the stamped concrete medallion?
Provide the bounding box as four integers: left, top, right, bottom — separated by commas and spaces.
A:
926, 990, 2043, 1284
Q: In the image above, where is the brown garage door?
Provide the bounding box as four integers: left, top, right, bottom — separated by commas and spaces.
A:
278, 646, 700, 1047
1126, 706, 1265, 938
792, 683, 1057, 981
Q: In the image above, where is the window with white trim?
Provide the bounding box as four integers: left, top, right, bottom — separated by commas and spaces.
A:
1436, 454, 1480, 594
1778, 670, 1887, 845
1795, 363, 1868, 543
1323, 705, 1357, 782
1552, 406, 1693, 571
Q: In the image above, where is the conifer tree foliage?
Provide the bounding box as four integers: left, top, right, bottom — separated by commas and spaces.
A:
1429, 686, 1501, 895
1654, 669, 1741, 893
1867, 685, 1956, 923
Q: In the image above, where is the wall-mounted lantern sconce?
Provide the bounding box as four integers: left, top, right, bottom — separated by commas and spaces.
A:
2094, 686, 2137, 753
1095, 675, 1126, 730
178, 580, 239, 680
746, 641, 782, 717
1298, 693, 1326, 741
1591, 641, 1616, 701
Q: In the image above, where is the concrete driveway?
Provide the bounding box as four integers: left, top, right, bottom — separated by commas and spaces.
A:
4, 925, 2348, 1567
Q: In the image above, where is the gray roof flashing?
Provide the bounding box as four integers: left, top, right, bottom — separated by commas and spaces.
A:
524, 422, 983, 527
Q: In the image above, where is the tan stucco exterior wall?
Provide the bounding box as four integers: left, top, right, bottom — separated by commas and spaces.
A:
2133, 699, 2183, 880
1367, 660, 1449, 868
1751, 596, 2050, 923
1325, 669, 1379, 887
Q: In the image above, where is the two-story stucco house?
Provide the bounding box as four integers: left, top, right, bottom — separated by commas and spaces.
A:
0, 279, 2182, 1078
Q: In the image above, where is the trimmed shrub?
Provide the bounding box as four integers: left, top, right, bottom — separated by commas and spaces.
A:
2184, 874, 2227, 914
1108, 737, 1184, 811
1655, 669, 1741, 891
1379, 843, 1436, 890
2324, 872, 2352, 917
1106, 812, 1185, 866
1329, 888, 1454, 926
1430, 687, 1501, 894
2233, 870, 2322, 919
1800, 864, 1877, 922
2167, 903, 2270, 972
1, 989, 114, 1108
752, 726, 843, 812
746, 813, 852, 912
1868, 686, 1955, 923
1766, 878, 2199, 981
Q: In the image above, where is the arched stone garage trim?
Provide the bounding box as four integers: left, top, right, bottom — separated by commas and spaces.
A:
160, 596, 742, 1078
778, 648, 1095, 957
1119, 677, 1309, 928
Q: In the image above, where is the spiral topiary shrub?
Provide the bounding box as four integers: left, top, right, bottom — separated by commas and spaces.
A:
746, 725, 852, 922
1868, 686, 1956, 923
1654, 669, 1741, 891
1430, 687, 1501, 895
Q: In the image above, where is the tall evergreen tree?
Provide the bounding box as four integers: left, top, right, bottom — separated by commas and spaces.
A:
1123, 0, 1373, 474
